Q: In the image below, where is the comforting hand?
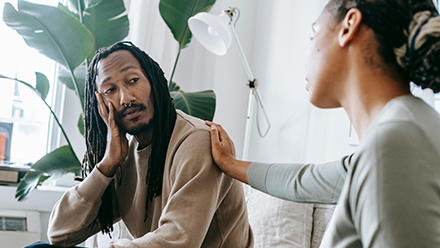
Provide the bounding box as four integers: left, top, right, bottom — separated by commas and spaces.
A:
95, 92, 129, 177
205, 121, 251, 184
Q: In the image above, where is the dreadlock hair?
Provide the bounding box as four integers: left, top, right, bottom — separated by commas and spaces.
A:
325, 0, 440, 92
82, 41, 176, 235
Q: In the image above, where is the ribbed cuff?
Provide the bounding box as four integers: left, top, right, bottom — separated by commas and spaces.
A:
247, 162, 273, 193
76, 167, 114, 204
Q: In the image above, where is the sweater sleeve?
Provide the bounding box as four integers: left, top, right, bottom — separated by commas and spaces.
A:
247, 155, 351, 204
109, 130, 234, 248
48, 167, 119, 247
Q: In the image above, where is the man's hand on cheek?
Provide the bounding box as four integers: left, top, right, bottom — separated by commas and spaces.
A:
95, 91, 129, 177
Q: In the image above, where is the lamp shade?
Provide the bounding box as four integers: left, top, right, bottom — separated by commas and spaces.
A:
188, 12, 232, 55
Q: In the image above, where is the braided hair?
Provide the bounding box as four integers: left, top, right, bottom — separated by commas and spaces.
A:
325, 0, 440, 92
83, 41, 176, 235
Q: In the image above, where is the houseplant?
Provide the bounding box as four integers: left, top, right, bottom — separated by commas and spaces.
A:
1, 0, 217, 201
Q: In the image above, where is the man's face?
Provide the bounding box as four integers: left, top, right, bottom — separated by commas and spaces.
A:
95, 50, 154, 135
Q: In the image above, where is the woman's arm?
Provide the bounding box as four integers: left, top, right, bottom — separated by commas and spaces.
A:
206, 121, 350, 204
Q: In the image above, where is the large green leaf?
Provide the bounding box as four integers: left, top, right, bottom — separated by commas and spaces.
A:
83, 0, 129, 52
2, 0, 95, 70
15, 145, 81, 201
171, 89, 216, 121
159, 0, 216, 49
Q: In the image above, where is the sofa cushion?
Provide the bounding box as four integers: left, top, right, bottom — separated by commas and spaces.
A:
244, 185, 314, 248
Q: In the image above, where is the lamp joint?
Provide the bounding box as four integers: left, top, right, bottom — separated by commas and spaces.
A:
247, 79, 258, 91
224, 7, 237, 24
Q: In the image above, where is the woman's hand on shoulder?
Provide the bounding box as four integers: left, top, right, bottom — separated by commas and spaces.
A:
205, 121, 251, 184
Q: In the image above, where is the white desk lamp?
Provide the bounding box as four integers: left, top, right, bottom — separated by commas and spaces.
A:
188, 7, 270, 160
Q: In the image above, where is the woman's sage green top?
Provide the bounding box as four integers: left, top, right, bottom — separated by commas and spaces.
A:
248, 95, 440, 248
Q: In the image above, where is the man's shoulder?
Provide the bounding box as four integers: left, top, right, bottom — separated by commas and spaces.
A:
175, 110, 210, 133
166, 110, 211, 151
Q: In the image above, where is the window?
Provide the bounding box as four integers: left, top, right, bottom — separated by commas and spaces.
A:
0, 0, 59, 165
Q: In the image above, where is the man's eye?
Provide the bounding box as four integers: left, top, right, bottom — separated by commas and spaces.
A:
104, 88, 115, 95
129, 78, 139, 84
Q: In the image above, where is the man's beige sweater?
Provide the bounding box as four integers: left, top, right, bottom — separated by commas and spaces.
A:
48, 110, 253, 248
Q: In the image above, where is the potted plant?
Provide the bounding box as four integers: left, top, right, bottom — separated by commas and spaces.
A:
1, 0, 217, 201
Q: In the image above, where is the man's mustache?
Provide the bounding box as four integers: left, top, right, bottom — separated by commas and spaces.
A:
117, 103, 147, 119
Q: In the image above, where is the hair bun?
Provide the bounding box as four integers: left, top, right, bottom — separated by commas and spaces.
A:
403, 10, 440, 93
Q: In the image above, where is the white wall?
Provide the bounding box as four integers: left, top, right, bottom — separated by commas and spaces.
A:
0, 186, 65, 243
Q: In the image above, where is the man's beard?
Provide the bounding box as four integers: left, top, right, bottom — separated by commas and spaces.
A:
126, 119, 153, 135
115, 103, 153, 135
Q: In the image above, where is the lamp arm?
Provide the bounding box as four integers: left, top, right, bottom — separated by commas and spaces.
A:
242, 90, 254, 160
227, 13, 271, 160
229, 24, 255, 81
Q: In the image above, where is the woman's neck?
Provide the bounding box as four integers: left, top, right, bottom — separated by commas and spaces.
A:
341, 70, 411, 140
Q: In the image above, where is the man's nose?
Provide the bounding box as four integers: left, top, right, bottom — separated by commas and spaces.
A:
119, 87, 135, 107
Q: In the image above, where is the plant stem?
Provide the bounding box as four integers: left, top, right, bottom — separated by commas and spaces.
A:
169, 48, 182, 84
69, 67, 85, 112
77, 0, 83, 23
0, 74, 76, 156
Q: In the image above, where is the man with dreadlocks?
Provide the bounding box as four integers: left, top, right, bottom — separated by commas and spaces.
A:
45, 41, 253, 248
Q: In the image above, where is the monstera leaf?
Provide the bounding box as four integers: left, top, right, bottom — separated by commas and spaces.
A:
15, 145, 81, 201
159, 0, 216, 50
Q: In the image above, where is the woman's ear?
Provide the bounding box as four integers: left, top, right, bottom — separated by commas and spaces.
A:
339, 8, 363, 47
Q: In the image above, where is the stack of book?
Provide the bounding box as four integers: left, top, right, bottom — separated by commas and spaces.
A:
0, 162, 31, 186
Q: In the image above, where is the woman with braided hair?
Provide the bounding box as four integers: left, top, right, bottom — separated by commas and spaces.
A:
207, 0, 440, 247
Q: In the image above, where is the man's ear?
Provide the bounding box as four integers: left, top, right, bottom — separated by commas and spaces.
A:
339, 8, 363, 47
